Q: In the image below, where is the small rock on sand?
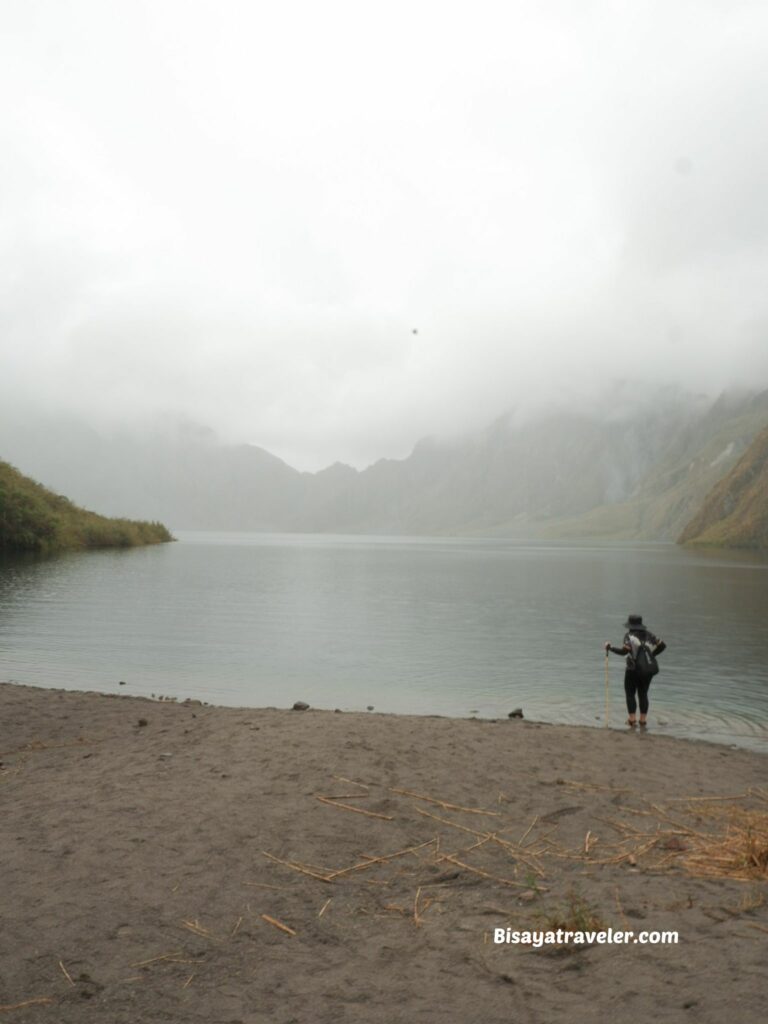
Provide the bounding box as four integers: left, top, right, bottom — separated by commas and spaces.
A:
292, 701, 310, 711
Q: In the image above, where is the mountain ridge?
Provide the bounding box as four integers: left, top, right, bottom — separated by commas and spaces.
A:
1, 388, 767, 542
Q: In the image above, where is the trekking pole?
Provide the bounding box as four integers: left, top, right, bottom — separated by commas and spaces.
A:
604, 651, 610, 728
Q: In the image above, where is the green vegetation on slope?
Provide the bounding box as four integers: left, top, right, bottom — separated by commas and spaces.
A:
678, 422, 768, 548
0, 459, 174, 553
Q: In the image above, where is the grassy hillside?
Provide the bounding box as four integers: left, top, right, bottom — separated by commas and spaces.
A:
678, 422, 768, 548
0, 459, 174, 553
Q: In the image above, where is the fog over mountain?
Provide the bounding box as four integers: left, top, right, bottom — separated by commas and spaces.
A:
2, 1, 768, 475
2, 386, 766, 539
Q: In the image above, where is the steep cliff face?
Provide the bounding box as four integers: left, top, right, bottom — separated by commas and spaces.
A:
678, 423, 768, 548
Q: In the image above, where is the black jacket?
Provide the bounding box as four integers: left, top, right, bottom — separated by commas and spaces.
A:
608, 628, 666, 671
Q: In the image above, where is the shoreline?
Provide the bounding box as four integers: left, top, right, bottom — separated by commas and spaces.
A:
2, 682, 766, 1023
3, 677, 766, 756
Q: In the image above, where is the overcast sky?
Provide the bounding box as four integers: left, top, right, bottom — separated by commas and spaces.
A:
2, 0, 768, 470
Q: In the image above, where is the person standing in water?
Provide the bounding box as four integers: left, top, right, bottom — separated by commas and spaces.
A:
605, 614, 666, 728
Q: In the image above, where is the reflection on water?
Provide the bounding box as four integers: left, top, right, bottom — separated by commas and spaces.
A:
1, 533, 767, 751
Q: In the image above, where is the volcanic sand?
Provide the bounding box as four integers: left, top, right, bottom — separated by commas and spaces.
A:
1, 683, 766, 1023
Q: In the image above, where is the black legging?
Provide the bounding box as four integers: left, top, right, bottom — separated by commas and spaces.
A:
624, 670, 651, 716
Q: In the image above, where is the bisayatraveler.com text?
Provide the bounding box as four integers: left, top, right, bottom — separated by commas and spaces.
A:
494, 927, 678, 947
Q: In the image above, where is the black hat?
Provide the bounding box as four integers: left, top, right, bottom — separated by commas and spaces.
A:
624, 614, 647, 630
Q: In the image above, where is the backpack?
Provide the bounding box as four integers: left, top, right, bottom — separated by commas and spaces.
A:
630, 636, 659, 681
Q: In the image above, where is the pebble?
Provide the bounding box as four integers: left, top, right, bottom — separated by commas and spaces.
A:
508, 708, 524, 719
292, 701, 310, 711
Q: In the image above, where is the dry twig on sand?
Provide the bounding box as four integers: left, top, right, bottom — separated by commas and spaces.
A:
262, 851, 333, 883
130, 952, 184, 968
0, 997, 55, 1013
315, 795, 394, 820
325, 839, 437, 880
438, 853, 547, 890
181, 919, 217, 940
332, 775, 370, 790
391, 787, 501, 817
261, 914, 296, 937
413, 807, 546, 877
58, 960, 74, 986
414, 886, 423, 927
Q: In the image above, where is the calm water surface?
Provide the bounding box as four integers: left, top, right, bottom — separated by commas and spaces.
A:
1, 532, 767, 751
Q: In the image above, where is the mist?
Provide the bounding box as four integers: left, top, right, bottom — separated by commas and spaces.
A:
2, 0, 768, 471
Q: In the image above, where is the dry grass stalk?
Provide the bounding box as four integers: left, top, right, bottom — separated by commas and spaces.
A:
130, 951, 184, 968
594, 816, 644, 836
737, 889, 766, 913
517, 816, 539, 846
463, 836, 493, 855
0, 997, 55, 1013
540, 799, 768, 881
181, 919, 216, 940
243, 882, 290, 891
325, 838, 437, 880
414, 886, 423, 927
646, 804, 710, 837
262, 851, 333, 883
558, 779, 633, 794
261, 914, 296, 936
414, 805, 484, 837
182, 974, 195, 989
679, 807, 768, 881
231, 916, 243, 937
58, 960, 74, 986
391, 787, 501, 817
438, 853, 547, 890
315, 795, 394, 820
614, 805, 656, 818
332, 775, 370, 790
318, 793, 373, 801
589, 838, 660, 866
413, 807, 546, 877
666, 793, 751, 803
317, 898, 332, 918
